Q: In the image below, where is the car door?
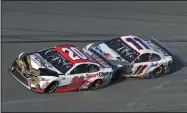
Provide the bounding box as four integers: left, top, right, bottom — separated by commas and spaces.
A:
131, 53, 152, 77
149, 53, 162, 71
58, 64, 89, 88
86, 64, 101, 79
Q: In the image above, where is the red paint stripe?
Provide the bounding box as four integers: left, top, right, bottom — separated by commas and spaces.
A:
133, 65, 142, 75
137, 65, 147, 75
31, 88, 45, 94
56, 86, 80, 92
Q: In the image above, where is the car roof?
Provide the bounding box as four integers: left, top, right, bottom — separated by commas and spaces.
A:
120, 35, 161, 55
55, 44, 94, 64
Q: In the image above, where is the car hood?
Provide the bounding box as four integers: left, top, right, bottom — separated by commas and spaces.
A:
28, 53, 62, 74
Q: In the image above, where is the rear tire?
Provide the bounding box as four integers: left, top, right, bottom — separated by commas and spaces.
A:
89, 79, 102, 90
44, 81, 59, 93
150, 66, 164, 78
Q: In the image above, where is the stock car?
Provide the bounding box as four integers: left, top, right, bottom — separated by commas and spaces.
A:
8, 44, 114, 94
83, 35, 173, 79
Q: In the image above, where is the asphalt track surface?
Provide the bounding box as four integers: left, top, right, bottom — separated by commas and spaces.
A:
2, 1, 187, 112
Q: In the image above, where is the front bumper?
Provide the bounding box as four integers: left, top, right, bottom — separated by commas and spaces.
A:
8, 60, 45, 94
9, 61, 30, 88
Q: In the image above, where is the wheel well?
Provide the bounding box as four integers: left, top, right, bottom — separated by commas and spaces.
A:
150, 65, 165, 78
158, 64, 164, 71
150, 64, 164, 72
90, 79, 102, 87
44, 81, 59, 93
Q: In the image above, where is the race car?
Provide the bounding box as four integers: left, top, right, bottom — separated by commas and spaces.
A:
83, 35, 173, 79
8, 44, 113, 94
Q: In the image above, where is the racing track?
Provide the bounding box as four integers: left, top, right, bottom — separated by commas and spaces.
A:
2, 1, 187, 112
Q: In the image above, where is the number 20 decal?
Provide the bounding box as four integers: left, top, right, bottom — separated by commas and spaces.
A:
133, 65, 147, 75
126, 37, 150, 50
61, 47, 87, 60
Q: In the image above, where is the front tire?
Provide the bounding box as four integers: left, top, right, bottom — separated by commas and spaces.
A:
44, 81, 59, 93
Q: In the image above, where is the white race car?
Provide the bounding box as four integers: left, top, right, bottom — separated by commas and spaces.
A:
84, 35, 173, 79
8, 44, 113, 94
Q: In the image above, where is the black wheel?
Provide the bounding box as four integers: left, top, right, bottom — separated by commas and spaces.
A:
44, 81, 59, 93
150, 66, 164, 78
89, 79, 102, 90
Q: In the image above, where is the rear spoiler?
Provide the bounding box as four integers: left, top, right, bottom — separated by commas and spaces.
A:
149, 37, 173, 56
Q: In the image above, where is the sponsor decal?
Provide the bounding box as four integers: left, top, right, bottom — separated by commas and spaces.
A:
68, 76, 85, 88
95, 45, 107, 55
86, 72, 100, 78
42, 81, 49, 89
32, 57, 42, 67
95, 45, 113, 59
151, 63, 160, 67
91, 54, 109, 67
34, 55, 53, 68
56, 76, 85, 92
104, 54, 113, 59
86, 72, 112, 79
99, 72, 112, 78
62, 76, 66, 80
34, 57, 47, 68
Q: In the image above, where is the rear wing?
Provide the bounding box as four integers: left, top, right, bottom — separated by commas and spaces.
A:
149, 37, 173, 56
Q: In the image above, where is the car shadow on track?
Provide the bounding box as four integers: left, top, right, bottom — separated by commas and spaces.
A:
170, 53, 187, 74
99, 76, 127, 90
99, 52, 187, 90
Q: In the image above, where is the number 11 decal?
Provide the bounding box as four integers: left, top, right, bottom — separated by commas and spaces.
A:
133, 65, 148, 75
126, 37, 150, 50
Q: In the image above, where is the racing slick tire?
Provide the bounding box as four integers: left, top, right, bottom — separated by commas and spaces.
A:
89, 79, 102, 90
44, 81, 59, 93
150, 65, 164, 78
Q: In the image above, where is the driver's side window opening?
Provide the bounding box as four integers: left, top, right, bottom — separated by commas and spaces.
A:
134, 53, 150, 63
70, 64, 89, 74
88, 64, 100, 73
150, 53, 161, 61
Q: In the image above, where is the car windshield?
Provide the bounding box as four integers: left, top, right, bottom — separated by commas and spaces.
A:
105, 38, 140, 63
88, 53, 110, 68
39, 48, 72, 74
